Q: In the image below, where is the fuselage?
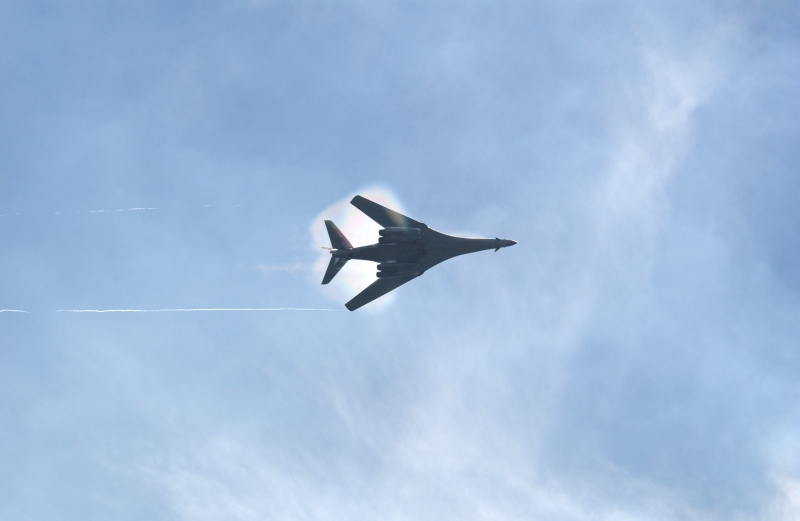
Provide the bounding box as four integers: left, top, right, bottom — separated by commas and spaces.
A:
335, 242, 424, 263
333, 234, 516, 271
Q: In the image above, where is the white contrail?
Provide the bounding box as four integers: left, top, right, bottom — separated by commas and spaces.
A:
56, 308, 341, 313
0, 207, 160, 217
85, 207, 159, 213
0, 309, 29, 313
1, 204, 243, 218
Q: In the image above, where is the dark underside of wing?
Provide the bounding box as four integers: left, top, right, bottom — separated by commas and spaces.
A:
345, 275, 416, 311
350, 195, 426, 229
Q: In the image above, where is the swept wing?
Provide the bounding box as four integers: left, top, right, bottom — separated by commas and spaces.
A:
350, 196, 427, 229
345, 275, 416, 311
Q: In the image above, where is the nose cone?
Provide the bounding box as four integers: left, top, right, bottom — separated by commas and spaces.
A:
495, 238, 517, 251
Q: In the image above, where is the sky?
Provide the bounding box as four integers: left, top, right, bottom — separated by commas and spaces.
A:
1, 1, 799, 520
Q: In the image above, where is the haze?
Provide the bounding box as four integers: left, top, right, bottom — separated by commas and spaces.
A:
1, 2, 799, 520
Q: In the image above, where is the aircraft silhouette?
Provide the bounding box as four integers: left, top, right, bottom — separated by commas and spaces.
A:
322, 195, 516, 311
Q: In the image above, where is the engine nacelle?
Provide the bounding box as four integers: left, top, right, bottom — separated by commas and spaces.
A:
376, 262, 421, 278
378, 236, 417, 245
379, 227, 421, 239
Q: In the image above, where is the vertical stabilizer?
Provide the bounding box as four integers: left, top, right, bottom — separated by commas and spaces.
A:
324, 220, 353, 250
321, 220, 352, 284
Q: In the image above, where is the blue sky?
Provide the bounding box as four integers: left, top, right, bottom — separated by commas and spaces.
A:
2, 2, 799, 519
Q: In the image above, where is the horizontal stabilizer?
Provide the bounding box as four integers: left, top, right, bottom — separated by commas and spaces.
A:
322, 256, 348, 285
324, 220, 353, 250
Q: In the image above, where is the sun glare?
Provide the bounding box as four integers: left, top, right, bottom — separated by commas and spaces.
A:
310, 187, 407, 311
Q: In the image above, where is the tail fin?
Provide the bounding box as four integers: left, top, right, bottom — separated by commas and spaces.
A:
321, 220, 352, 284
321, 256, 348, 284
325, 220, 353, 250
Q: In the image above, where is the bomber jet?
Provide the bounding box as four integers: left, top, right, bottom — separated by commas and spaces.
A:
322, 195, 516, 311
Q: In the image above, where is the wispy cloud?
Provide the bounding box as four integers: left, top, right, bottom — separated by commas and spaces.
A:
598, 23, 735, 233
1, 3, 795, 520
255, 263, 312, 274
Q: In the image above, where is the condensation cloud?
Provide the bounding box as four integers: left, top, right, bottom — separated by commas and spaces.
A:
310, 187, 407, 311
